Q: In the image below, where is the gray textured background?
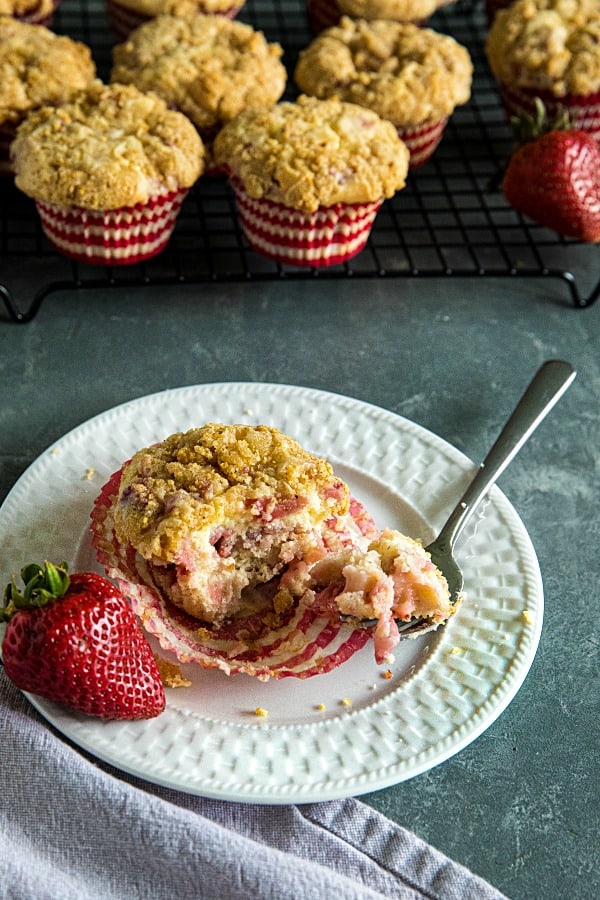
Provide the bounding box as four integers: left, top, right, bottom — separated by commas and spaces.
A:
1, 275, 598, 899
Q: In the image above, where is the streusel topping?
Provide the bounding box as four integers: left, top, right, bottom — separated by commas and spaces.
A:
295, 19, 472, 127
0, 17, 96, 127
12, 81, 205, 208
113, 423, 349, 561
213, 95, 410, 212
112, 0, 243, 14
111, 15, 286, 135
338, 0, 455, 21
486, 0, 600, 96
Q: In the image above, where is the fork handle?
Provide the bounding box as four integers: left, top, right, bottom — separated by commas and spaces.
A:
436, 359, 576, 551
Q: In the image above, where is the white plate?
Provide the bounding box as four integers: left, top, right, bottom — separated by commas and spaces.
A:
0, 383, 543, 803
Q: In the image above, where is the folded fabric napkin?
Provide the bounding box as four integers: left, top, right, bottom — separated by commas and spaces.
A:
0, 673, 506, 900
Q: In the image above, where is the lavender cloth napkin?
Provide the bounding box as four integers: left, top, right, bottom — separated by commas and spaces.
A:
1, 675, 506, 900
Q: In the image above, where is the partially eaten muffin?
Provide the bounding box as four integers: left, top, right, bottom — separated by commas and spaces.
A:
92, 423, 455, 677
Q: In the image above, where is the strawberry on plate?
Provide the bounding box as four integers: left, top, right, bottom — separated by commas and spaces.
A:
1, 561, 165, 719
502, 100, 600, 243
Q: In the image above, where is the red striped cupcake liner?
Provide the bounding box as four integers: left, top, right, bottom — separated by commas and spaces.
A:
16, 0, 59, 26
90, 468, 376, 679
230, 177, 382, 268
305, 0, 341, 34
500, 84, 600, 143
305, 0, 426, 34
35, 187, 189, 265
105, 0, 241, 40
398, 118, 448, 169
484, 0, 510, 24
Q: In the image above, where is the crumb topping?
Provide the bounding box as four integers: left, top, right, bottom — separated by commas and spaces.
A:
213, 95, 410, 212
338, 0, 452, 20
295, 18, 472, 127
111, 15, 286, 136
11, 81, 205, 208
114, 423, 349, 559
486, 0, 600, 96
113, 0, 243, 15
0, 17, 96, 127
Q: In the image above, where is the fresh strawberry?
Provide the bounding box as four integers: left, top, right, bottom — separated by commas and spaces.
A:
1, 562, 165, 720
502, 102, 600, 243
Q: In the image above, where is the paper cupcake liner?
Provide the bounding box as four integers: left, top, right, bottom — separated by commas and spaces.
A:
16, 0, 59, 26
500, 84, 600, 143
305, 0, 426, 34
35, 188, 188, 266
397, 118, 448, 169
484, 0, 510, 24
90, 468, 377, 679
230, 178, 382, 268
105, 0, 241, 40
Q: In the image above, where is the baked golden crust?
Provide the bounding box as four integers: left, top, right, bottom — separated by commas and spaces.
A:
213, 95, 410, 212
110, 15, 286, 135
486, 0, 600, 97
0, 0, 54, 17
338, 0, 455, 21
11, 81, 205, 209
112, 424, 350, 622
112, 0, 242, 14
295, 18, 472, 127
0, 17, 96, 127
115, 424, 348, 557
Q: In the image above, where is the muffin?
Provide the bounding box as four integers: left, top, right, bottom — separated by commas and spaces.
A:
111, 15, 286, 163
213, 95, 410, 267
295, 18, 473, 168
91, 424, 453, 677
105, 0, 245, 42
0, 18, 96, 176
0, 0, 58, 26
306, 0, 457, 36
486, 0, 600, 141
11, 81, 205, 265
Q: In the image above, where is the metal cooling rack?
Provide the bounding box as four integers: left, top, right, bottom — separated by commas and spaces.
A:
1, 0, 598, 322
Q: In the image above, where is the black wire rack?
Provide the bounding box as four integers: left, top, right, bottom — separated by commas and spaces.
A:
1, 0, 598, 323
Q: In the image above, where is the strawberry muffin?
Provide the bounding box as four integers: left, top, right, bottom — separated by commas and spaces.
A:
0, 18, 96, 176
295, 18, 472, 168
105, 0, 245, 41
110, 15, 286, 162
306, 0, 457, 36
213, 95, 410, 267
11, 81, 205, 265
91, 423, 454, 677
0, 0, 59, 26
486, 0, 600, 141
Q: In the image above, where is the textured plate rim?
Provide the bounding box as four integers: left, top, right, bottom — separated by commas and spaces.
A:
0, 382, 543, 803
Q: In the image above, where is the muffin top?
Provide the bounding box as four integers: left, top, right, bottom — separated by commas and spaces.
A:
337, 0, 455, 22
113, 423, 349, 561
213, 95, 410, 212
111, 15, 286, 136
112, 0, 243, 14
0, 0, 55, 17
11, 81, 205, 208
486, 0, 600, 96
0, 17, 96, 127
295, 18, 472, 127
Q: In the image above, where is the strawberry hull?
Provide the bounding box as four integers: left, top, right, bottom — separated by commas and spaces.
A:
1, 571, 166, 719
91, 467, 375, 679
500, 84, 600, 144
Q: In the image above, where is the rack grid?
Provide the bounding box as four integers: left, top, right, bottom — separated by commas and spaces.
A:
1, 0, 598, 322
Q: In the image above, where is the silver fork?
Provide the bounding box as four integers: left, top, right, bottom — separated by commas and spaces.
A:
346, 359, 576, 638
